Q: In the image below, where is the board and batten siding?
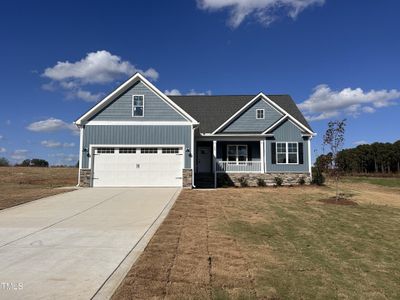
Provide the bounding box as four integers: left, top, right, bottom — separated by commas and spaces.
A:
265, 120, 310, 173
222, 99, 283, 133
89, 81, 187, 122
81, 125, 192, 168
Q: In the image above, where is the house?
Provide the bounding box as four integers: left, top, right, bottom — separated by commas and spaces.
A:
75, 73, 316, 188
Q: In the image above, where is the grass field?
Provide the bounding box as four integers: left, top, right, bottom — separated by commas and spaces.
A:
0, 167, 78, 210
113, 177, 400, 299
344, 176, 400, 188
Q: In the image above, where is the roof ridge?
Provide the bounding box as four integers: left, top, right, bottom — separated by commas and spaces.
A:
168, 94, 291, 97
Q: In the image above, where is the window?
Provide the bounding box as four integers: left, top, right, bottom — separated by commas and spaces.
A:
162, 148, 180, 154
132, 95, 144, 117
227, 145, 248, 164
119, 148, 136, 154
256, 109, 265, 119
97, 148, 114, 154
141, 147, 158, 154
276, 142, 298, 164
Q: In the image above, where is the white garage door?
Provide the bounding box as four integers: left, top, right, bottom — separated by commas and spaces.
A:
92, 146, 184, 187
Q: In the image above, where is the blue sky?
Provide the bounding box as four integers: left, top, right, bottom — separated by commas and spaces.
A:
0, 0, 399, 165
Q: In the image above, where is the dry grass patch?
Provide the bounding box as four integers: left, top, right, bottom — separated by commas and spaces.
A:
114, 181, 400, 300
0, 167, 77, 209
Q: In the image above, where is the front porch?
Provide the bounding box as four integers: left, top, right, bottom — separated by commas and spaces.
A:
194, 139, 266, 188
193, 138, 310, 188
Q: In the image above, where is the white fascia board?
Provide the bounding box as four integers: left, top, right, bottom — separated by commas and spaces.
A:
260, 93, 315, 135
75, 73, 198, 125
262, 115, 288, 134
211, 93, 265, 134
85, 120, 192, 126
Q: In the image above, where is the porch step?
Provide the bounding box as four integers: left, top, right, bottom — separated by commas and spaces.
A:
194, 173, 214, 188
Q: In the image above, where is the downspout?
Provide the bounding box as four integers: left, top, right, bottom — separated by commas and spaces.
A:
191, 124, 196, 188
76, 124, 84, 187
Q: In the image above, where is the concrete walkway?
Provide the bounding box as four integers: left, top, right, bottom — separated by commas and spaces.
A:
0, 188, 180, 299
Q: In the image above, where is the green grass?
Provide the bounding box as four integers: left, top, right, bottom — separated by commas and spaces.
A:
220, 191, 400, 299
344, 176, 400, 188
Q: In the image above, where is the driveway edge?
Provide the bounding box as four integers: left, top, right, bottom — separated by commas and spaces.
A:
91, 188, 182, 300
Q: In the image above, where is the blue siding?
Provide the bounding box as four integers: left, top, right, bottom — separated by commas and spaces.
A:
82, 125, 192, 168
223, 99, 282, 133
265, 120, 310, 173
90, 81, 186, 121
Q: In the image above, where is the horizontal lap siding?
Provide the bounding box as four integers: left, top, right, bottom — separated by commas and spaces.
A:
223, 99, 282, 133
265, 120, 309, 173
90, 81, 186, 121
82, 125, 192, 168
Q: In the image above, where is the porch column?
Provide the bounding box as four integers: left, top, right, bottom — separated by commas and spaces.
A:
213, 140, 217, 188
260, 139, 265, 173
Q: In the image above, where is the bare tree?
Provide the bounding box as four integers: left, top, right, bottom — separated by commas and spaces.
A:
323, 119, 346, 201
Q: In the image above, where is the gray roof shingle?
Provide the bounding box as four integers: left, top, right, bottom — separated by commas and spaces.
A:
169, 95, 313, 134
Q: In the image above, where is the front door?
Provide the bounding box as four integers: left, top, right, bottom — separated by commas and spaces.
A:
197, 147, 212, 173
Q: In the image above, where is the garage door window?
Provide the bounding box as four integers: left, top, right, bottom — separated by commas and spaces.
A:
141, 148, 158, 154
119, 148, 136, 154
97, 148, 114, 154
162, 148, 179, 154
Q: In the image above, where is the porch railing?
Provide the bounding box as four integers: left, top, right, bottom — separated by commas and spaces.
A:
216, 160, 262, 173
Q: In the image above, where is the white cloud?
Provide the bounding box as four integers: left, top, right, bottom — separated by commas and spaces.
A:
0, 147, 6, 153
164, 89, 182, 96
41, 140, 61, 148
27, 118, 79, 135
42, 50, 159, 101
164, 89, 212, 96
353, 140, 368, 146
298, 84, 400, 121
187, 89, 212, 96
197, 0, 325, 28
11, 149, 28, 161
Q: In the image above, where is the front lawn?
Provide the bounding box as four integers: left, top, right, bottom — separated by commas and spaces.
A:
113, 182, 400, 299
0, 167, 77, 210
344, 176, 400, 188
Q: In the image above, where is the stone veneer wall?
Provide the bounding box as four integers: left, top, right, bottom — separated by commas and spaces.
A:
217, 172, 311, 187
79, 169, 91, 187
182, 169, 193, 188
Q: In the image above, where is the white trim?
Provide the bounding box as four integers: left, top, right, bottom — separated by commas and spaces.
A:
226, 144, 248, 164
213, 140, 217, 188
211, 93, 315, 135
201, 133, 266, 137
191, 125, 195, 188
88, 144, 185, 169
262, 115, 288, 134
260, 140, 265, 173
211, 93, 266, 134
132, 95, 144, 117
276, 142, 299, 165
256, 109, 265, 119
75, 73, 198, 125
262, 94, 315, 135
77, 127, 83, 186
308, 138, 312, 177
85, 120, 192, 126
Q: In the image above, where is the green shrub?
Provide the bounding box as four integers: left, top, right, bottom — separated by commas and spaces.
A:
274, 176, 283, 186
257, 178, 266, 187
298, 176, 306, 185
312, 167, 325, 185
238, 176, 249, 187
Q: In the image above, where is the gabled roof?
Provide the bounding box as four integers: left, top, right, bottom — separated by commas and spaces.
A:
170, 94, 313, 134
75, 73, 198, 126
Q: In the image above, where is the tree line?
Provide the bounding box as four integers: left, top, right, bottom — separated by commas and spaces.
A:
316, 140, 400, 174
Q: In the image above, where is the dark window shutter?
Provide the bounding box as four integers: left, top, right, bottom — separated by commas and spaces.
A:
299, 142, 304, 164
271, 142, 276, 164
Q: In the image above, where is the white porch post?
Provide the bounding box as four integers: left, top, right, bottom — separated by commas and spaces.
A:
213, 140, 217, 188
260, 139, 265, 173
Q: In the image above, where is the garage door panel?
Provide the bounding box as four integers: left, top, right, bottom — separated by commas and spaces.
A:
92, 147, 183, 187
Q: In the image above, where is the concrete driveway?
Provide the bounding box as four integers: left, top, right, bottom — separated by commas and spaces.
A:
0, 188, 180, 299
